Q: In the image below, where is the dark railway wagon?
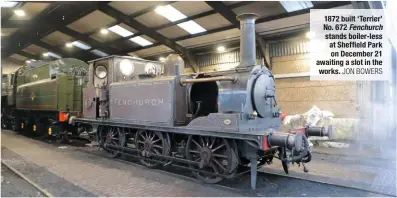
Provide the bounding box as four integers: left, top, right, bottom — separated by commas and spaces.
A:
74, 13, 330, 189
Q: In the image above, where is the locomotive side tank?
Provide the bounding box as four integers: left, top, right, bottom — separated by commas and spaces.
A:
2, 58, 89, 139
75, 13, 328, 189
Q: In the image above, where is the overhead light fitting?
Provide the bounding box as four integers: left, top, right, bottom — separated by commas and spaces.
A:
306, 31, 315, 39
1, 1, 18, 8
13, 9, 25, 17
108, 25, 133, 37
159, 57, 166, 62
91, 49, 108, 57
217, 46, 226, 52
66, 43, 73, 48
155, 5, 186, 22
43, 52, 49, 57
178, 21, 206, 34
155, 5, 206, 35
130, 36, 153, 47
280, 1, 313, 12
47, 52, 62, 59
26, 60, 31, 63
100, 28, 109, 35
71, 41, 91, 50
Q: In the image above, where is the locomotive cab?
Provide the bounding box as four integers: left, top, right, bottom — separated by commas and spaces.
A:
188, 76, 219, 118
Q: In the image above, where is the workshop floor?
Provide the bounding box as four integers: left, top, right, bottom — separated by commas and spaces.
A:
1, 130, 394, 197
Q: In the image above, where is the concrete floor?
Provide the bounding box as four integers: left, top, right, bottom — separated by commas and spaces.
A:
1, 165, 44, 197
1, 130, 393, 197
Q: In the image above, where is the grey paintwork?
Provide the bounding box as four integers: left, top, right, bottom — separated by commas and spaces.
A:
187, 113, 239, 132
236, 13, 258, 68
80, 56, 282, 135
164, 54, 185, 76
82, 87, 96, 119
109, 77, 177, 125
77, 12, 283, 146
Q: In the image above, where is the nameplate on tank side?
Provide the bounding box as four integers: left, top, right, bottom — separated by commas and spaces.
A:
109, 78, 174, 125
109, 98, 164, 107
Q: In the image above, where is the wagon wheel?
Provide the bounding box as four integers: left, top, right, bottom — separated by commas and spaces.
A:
186, 135, 233, 184
99, 126, 125, 158
135, 130, 168, 168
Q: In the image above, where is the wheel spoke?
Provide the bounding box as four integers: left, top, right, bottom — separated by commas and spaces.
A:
199, 136, 205, 147
140, 134, 145, 140
209, 163, 220, 174
189, 150, 200, 154
192, 139, 202, 149
144, 131, 149, 139
150, 133, 155, 140
152, 148, 161, 155
212, 159, 227, 172
194, 157, 202, 162
212, 144, 225, 153
212, 154, 228, 159
153, 144, 163, 149
152, 139, 161, 144
209, 138, 216, 149
138, 140, 145, 144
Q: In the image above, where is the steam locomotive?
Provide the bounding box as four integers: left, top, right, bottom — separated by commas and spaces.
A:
72, 13, 330, 189
1, 13, 331, 189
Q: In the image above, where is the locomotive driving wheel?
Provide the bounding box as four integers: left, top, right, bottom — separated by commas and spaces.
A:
135, 130, 169, 168
186, 135, 233, 184
99, 126, 125, 158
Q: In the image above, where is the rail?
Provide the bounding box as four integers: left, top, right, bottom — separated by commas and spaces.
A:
1, 161, 53, 197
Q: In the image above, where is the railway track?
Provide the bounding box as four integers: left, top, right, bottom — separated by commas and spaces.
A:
6, 131, 392, 197
74, 144, 390, 197
1, 161, 53, 197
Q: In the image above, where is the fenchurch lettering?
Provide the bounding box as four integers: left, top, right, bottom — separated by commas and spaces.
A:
110, 98, 164, 106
